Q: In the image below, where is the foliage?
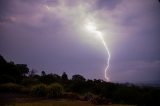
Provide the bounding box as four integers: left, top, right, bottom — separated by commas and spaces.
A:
41, 71, 46, 76
47, 83, 63, 98
40, 74, 61, 84
68, 75, 87, 93
61, 72, 68, 82
0, 75, 16, 83
31, 84, 47, 97
21, 77, 40, 86
0, 55, 29, 84
0, 83, 22, 92
72, 74, 85, 82
84, 92, 95, 101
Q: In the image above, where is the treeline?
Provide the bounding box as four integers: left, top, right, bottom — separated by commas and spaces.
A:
0, 55, 160, 106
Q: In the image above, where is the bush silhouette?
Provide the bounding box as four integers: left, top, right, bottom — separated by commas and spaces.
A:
31, 84, 47, 97
21, 77, 39, 86
84, 92, 95, 101
0, 83, 22, 93
47, 83, 63, 98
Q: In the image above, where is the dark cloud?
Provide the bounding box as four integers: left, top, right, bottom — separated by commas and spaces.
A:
21, 0, 59, 6
0, 0, 11, 18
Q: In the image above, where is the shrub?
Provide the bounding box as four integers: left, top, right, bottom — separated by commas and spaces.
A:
20, 86, 31, 94
113, 86, 139, 104
0, 83, 22, 92
84, 92, 95, 101
31, 84, 47, 97
21, 78, 39, 86
47, 83, 63, 98
0, 75, 16, 84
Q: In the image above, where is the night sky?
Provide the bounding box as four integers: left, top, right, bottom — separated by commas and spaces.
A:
0, 0, 160, 83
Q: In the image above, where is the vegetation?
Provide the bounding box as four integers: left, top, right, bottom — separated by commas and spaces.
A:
31, 84, 47, 97
0, 83, 23, 93
47, 83, 63, 98
0, 54, 160, 106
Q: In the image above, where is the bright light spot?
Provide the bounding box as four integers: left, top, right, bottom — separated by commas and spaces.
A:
85, 21, 102, 40
85, 22, 97, 32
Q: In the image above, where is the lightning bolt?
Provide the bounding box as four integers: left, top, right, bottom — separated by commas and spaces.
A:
85, 21, 111, 81
98, 34, 111, 81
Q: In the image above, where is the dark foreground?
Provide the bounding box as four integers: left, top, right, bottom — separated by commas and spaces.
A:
0, 95, 134, 106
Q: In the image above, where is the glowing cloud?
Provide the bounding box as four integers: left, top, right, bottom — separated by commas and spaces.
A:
85, 20, 111, 81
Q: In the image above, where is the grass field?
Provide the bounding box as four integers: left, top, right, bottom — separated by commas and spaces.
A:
14, 99, 135, 106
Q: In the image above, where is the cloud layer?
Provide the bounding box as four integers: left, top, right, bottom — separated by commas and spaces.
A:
0, 0, 160, 83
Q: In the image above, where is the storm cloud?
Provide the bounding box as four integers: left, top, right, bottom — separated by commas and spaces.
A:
0, 0, 160, 83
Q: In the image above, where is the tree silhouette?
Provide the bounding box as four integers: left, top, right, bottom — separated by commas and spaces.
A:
61, 72, 68, 81
0, 55, 29, 83
41, 71, 46, 76
72, 74, 85, 82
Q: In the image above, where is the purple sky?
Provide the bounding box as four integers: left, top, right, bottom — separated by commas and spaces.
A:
0, 0, 160, 83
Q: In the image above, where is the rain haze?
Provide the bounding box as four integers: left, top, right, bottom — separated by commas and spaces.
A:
0, 0, 160, 84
